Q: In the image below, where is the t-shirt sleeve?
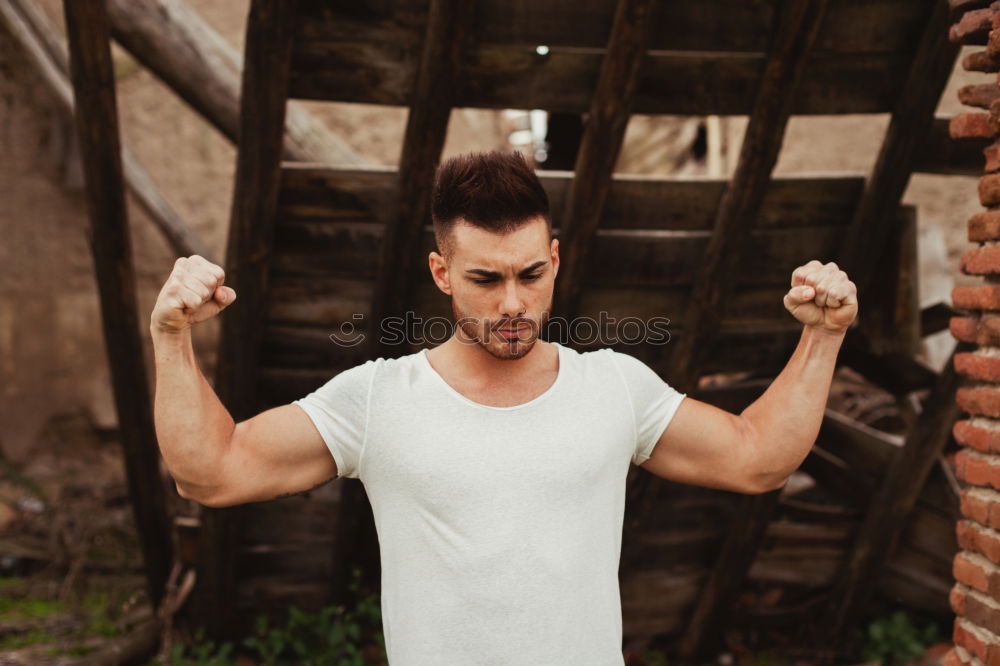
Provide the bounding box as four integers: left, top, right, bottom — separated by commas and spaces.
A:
609, 350, 687, 466
291, 359, 377, 479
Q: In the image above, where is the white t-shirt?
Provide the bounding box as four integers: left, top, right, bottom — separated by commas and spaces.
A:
293, 341, 686, 665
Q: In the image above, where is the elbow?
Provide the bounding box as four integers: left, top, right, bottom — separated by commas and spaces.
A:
175, 480, 232, 508
746, 473, 789, 494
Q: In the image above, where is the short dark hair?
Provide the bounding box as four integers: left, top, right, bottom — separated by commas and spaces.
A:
431, 150, 551, 260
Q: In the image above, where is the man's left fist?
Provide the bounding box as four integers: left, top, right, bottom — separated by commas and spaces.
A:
783, 260, 858, 334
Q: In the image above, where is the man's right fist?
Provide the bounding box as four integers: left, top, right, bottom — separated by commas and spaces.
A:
151, 255, 236, 334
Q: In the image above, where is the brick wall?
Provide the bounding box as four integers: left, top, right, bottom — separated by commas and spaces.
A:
947, 3, 1000, 664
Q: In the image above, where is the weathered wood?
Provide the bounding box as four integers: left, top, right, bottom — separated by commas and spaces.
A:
821, 340, 970, 643
62, 0, 172, 609
838, 327, 938, 395
273, 221, 847, 288
278, 165, 869, 231
263, 276, 803, 330
289, 45, 912, 116
104, 0, 364, 166
552, 0, 663, 319
199, 0, 298, 642
295, 0, 930, 55
671, 0, 829, 391
838, 0, 958, 302
677, 489, 784, 658
0, 0, 211, 260
370, 0, 471, 356
858, 202, 921, 357
951, 0, 991, 18
922, 300, 962, 336
914, 116, 992, 176
670, 3, 830, 658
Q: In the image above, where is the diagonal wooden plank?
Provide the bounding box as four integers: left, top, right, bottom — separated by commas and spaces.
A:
650, 1, 830, 659
61, 0, 173, 610
1, 0, 212, 260
369, 0, 471, 357
669, 0, 830, 394
551, 0, 664, 320
837, 0, 958, 302
197, 0, 298, 642
820, 341, 969, 645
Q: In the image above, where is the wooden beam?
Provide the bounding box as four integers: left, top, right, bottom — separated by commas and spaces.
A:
671, 0, 829, 393
103, 0, 365, 166
293, 0, 930, 62
820, 340, 969, 644
1, 0, 212, 260
552, 0, 663, 320
61, 0, 172, 609
369, 0, 471, 356
289, 45, 914, 116
676, 490, 783, 660
278, 165, 871, 232
199, 0, 297, 642
666, 2, 830, 659
922, 300, 962, 336
837, 0, 958, 302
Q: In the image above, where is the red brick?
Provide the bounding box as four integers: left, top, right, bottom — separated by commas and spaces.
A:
952, 315, 1000, 344
955, 583, 970, 617
941, 647, 968, 666
959, 387, 1000, 418
955, 285, 1000, 310
963, 246, 1000, 274
955, 316, 982, 342
957, 448, 1000, 487
986, 143, 1000, 173
983, 174, 1000, 206
962, 83, 1000, 109
956, 418, 1000, 453
953, 616, 1000, 665
971, 210, 1000, 240
967, 50, 1000, 72
958, 351, 1000, 381
961, 487, 1000, 529
952, 8, 995, 43
990, 27, 1000, 56
960, 519, 1000, 565
954, 113, 998, 140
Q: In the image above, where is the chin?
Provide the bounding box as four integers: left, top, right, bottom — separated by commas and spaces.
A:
481, 336, 537, 361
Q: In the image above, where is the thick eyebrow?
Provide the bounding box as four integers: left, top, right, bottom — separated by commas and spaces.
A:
464, 260, 547, 279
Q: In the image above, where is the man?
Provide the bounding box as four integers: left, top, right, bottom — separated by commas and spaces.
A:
150, 151, 857, 665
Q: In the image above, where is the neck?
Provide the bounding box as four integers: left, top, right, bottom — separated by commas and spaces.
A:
438, 332, 553, 382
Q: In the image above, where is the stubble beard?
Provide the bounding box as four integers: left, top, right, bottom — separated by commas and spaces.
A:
451, 295, 552, 361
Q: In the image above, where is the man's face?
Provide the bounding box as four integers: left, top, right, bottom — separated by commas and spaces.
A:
430, 216, 559, 360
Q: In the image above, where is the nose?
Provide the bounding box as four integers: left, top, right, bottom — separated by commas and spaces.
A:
499, 278, 526, 320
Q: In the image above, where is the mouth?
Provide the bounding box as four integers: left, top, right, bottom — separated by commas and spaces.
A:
496, 326, 528, 339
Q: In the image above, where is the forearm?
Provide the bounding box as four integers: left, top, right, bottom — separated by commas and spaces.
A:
151, 327, 235, 497
740, 325, 845, 485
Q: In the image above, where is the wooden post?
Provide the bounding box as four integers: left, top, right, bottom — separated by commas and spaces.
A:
552, 0, 663, 321
369, 0, 471, 358
820, 341, 969, 647
61, 0, 172, 609
198, 0, 298, 641
661, 1, 830, 659
837, 0, 958, 302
